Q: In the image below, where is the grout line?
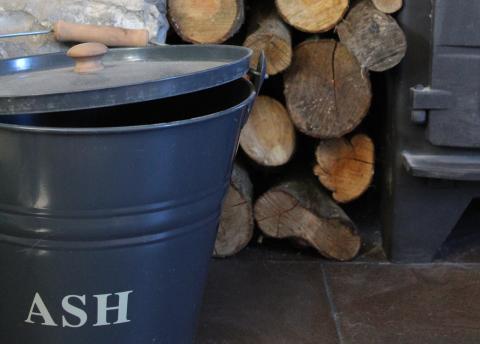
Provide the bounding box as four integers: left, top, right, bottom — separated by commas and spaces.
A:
321, 261, 480, 267
246, 258, 480, 267
321, 265, 345, 344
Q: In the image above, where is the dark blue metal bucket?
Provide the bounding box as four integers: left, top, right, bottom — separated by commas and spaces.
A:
0, 76, 259, 343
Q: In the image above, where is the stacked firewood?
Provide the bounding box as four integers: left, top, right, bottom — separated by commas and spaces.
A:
167, 0, 406, 261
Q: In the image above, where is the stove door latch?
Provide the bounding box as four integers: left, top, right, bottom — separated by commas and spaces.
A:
410, 85, 453, 124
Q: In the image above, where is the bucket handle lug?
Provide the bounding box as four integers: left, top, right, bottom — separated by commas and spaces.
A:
244, 51, 267, 123
249, 51, 267, 96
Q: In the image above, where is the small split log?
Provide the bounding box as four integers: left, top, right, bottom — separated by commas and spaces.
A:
168, 0, 244, 44
240, 96, 296, 167
371, 0, 403, 14
214, 163, 254, 257
284, 39, 371, 139
254, 178, 361, 261
314, 134, 374, 203
336, 0, 407, 72
243, 2, 292, 75
275, 0, 349, 33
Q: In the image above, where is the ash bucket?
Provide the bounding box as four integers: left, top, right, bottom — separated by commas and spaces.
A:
0, 44, 265, 343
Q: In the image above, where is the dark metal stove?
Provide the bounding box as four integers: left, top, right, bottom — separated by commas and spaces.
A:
383, 0, 480, 262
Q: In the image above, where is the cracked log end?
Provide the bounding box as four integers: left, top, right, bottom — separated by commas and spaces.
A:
284, 39, 371, 139
275, 0, 349, 33
240, 96, 296, 167
214, 163, 254, 257
254, 179, 361, 261
314, 133, 374, 203
168, 0, 244, 44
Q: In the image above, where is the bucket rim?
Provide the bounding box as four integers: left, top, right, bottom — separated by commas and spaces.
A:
0, 80, 255, 134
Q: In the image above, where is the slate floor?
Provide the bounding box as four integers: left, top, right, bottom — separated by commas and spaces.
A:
196, 247, 480, 344
197, 198, 480, 343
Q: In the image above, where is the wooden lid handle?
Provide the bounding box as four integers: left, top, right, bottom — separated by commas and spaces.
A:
67, 42, 108, 74
54, 20, 149, 47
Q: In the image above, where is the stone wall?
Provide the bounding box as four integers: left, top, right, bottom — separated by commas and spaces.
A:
0, 0, 168, 58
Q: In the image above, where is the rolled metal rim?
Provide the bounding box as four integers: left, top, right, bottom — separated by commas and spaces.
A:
0, 45, 253, 115
0, 80, 255, 134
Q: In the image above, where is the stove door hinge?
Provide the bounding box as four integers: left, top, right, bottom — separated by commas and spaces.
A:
410, 85, 453, 124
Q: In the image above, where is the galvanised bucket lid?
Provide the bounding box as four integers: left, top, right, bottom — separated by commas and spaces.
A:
0, 43, 253, 115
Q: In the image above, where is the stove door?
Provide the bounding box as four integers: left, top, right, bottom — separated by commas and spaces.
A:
426, 0, 480, 148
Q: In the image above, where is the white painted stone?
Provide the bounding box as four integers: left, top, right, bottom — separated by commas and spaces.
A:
0, 0, 168, 58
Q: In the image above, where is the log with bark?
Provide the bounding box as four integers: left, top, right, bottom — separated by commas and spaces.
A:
243, 1, 292, 75
371, 0, 403, 14
314, 133, 374, 203
168, 0, 244, 44
275, 0, 349, 33
283, 39, 371, 139
214, 163, 254, 257
336, 0, 407, 72
239, 95, 296, 167
254, 177, 361, 261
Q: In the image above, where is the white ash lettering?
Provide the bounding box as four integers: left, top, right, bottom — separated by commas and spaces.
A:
24, 291, 133, 328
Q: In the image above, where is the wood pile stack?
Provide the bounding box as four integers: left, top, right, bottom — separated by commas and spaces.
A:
167, 0, 406, 261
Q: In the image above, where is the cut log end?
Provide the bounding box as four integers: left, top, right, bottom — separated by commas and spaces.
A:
168, 0, 244, 44
254, 180, 361, 261
240, 96, 296, 167
214, 164, 253, 257
243, 2, 292, 75
214, 185, 253, 257
314, 134, 374, 203
371, 0, 403, 13
284, 39, 371, 139
336, 0, 407, 72
244, 33, 292, 76
275, 0, 349, 33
